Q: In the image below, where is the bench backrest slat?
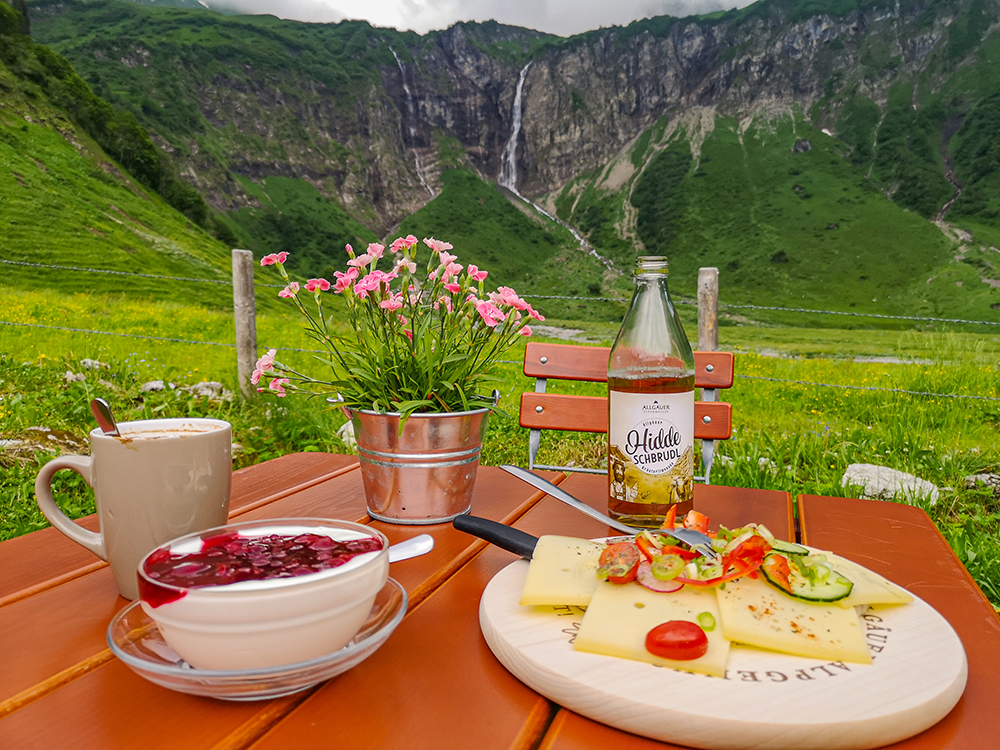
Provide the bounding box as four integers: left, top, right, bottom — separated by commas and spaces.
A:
518, 342, 735, 481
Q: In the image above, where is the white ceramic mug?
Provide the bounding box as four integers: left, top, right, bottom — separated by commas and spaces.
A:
34, 418, 232, 600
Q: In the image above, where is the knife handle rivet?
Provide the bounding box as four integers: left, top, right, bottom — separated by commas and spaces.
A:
539, 356, 548, 364
703, 415, 712, 424
536, 406, 543, 413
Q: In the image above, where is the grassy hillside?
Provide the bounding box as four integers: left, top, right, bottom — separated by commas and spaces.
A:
394, 168, 624, 321
0, 2, 258, 309
558, 111, 1000, 325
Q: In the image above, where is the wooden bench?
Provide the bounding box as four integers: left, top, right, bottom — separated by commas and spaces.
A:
519, 342, 734, 482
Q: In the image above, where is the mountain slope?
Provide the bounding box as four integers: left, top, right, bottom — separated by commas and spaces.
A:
0, 4, 240, 308
18, 0, 1000, 322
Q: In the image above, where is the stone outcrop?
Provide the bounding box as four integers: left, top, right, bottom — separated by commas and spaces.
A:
841, 463, 939, 505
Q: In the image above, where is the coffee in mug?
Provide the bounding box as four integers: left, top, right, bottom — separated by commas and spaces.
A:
34, 418, 232, 599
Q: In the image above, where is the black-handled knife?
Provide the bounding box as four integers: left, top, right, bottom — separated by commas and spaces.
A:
452, 515, 539, 559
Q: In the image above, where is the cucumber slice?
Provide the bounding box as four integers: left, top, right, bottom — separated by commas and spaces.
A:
761, 552, 853, 602
770, 540, 809, 556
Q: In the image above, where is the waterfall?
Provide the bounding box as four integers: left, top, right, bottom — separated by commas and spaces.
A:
390, 47, 434, 198
498, 62, 614, 270
499, 62, 531, 191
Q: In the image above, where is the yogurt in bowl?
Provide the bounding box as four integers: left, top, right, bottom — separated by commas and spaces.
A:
137, 518, 389, 670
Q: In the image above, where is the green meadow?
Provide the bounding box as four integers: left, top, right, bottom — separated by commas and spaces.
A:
1, 287, 997, 607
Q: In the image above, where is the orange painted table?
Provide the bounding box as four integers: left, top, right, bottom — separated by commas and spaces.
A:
1, 455, 997, 749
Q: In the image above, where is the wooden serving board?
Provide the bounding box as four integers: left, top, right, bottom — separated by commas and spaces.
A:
480, 561, 967, 750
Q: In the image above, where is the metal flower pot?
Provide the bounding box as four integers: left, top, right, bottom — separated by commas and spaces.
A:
349, 408, 490, 525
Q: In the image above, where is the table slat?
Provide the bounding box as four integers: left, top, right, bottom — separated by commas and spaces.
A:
798, 494, 1000, 749
0, 463, 558, 748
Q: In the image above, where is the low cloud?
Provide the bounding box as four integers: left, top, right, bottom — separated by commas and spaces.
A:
200, 0, 753, 35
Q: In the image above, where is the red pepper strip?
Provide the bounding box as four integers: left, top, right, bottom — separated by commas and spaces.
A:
657, 543, 699, 560
761, 553, 792, 592
635, 535, 657, 562
675, 556, 763, 588
659, 504, 678, 531
721, 534, 772, 570
682, 509, 711, 534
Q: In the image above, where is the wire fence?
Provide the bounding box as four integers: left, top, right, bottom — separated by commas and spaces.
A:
5, 258, 997, 326
2, 258, 998, 403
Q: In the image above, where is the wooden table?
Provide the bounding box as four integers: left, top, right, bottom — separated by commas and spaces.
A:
1, 454, 998, 749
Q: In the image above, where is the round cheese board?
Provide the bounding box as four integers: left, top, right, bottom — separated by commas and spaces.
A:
479, 560, 967, 750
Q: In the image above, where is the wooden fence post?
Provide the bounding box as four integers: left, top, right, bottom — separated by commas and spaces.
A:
697, 267, 719, 352
232, 249, 258, 398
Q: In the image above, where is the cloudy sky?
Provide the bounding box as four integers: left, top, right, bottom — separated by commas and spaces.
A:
202, 0, 757, 37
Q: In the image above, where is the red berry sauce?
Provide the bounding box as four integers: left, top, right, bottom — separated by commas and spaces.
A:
139, 531, 383, 607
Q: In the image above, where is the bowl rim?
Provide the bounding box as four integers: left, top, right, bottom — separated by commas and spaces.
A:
136, 517, 390, 596
108, 577, 407, 679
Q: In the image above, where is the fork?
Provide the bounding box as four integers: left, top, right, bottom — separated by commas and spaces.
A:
499, 465, 718, 559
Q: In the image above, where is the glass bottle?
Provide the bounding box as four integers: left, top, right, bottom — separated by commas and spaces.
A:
607, 256, 696, 527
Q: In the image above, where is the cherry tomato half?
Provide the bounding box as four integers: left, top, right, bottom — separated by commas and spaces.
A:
597, 542, 641, 584
645, 620, 709, 661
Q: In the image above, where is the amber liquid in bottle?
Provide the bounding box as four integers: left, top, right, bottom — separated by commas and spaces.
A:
608, 372, 695, 527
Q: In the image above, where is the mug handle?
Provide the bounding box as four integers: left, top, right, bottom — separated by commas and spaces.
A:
34, 455, 106, 560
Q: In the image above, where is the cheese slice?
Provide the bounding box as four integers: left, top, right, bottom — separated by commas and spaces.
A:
519, 536, 605, 606
716, 575, 871, 664
574, 581, 729, 677
826, 553, 914, 608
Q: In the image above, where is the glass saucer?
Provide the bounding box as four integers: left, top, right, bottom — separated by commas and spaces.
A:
107, 577, 407, 701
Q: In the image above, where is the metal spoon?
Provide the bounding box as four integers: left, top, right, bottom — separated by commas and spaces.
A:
89, 397, 120, 437
388, 533, 434, 563
499, 464, 718, 559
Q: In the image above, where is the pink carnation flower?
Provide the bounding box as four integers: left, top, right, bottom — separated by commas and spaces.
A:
353, 273, 383, 299
379, 292, 404, 311
347, 253, 372, 269
390, 235, 418, 252
278, 282, 300, 298
333, 268, 359, 293
260, 252, 288, 266
441, 261, 463, 281
473, 299, 506, 327
367, 243, 385, 260
519, 325, 532, 336
423, 237, 453, 254
251, 348, 277, 385
268, 377, 290, 397
494, 286, 529, 310
443, 282, 461, 294
527, 304, 545, 322
305, 278, 331, 293
395, 257, 417, 274
467, 265, 488, 282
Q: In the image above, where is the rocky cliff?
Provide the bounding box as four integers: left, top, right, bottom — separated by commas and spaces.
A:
27, 0, 1000, 255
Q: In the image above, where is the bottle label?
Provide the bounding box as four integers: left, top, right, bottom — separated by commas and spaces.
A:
608, 389, 694, 506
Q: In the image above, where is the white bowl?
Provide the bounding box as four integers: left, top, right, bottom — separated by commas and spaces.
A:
136, 518, 389, 670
